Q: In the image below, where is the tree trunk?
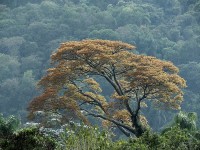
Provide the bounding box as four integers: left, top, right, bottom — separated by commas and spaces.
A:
132, 115, 146, 137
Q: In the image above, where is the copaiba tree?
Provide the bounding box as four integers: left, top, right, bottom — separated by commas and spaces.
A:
28, 39, 186, 137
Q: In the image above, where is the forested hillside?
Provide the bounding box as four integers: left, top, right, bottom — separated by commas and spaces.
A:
0, 0, 200, 130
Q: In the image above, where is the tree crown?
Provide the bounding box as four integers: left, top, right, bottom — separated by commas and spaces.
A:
28, 39, 186, 137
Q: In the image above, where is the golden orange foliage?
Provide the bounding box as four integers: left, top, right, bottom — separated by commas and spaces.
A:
28, 39, 186, 137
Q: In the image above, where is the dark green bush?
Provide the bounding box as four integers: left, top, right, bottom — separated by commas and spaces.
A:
0, 114, 56, 150
114, 126, 200, 150
0, 114, 20, 138
0, 127, 56, 150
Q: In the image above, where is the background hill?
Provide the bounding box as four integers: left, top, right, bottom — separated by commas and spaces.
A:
0, 0, 200, 130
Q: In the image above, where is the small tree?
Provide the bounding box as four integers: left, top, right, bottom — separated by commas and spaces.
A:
162, 111, 198, 133
0, 114, 20, 138
28, 39, 186, 137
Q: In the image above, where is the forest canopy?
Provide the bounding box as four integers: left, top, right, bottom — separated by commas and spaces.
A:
0, 0, 200, 131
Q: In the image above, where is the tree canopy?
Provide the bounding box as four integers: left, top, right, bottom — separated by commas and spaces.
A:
28, 39, 186, 137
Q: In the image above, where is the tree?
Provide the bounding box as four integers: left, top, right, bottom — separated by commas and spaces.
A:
0, 114, 20, 138
89, 29, 119, 40
179, 62, 200, 93
0, 53, 20, 81
162, 111, 198, 134
172, 111, 198, 131
28, 39, 186, 137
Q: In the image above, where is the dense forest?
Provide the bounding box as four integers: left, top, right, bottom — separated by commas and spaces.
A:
0, 0, 200, 149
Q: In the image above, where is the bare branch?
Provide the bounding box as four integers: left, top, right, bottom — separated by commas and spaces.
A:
79, 91, 107, 114
135, 85, 148, 116
117, 125, 131, 137
112, 64, 124, 95
83, 110, 136, 135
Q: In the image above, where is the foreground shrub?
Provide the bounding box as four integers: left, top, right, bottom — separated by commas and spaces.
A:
114, 126, 200, 150
58, 122, 113, 150
1, 113, 199, 149
0, 114, 20, 138
0, 114, 56, 150
0, 127, 56, 150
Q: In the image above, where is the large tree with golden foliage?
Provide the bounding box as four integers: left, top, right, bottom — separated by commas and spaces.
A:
28, 39, 186, 137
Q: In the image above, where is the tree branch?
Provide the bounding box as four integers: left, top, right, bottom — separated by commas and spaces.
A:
117, 125, 131, 137
135, 85, 148, 116
112, 64, 124, 95
101, 72, 122, 95
83, 110, 136, 134
79, 91, 107, 114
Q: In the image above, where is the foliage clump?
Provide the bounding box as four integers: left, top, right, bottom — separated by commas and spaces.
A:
113, 127, 200, 150
0, 114, 56, 150
57, 121, 112, 150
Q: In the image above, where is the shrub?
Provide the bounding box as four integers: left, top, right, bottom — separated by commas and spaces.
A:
0, 127, 56, 150
58, 122, 113, 150
114, 126, 200, 150
0, 114, 56, 150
